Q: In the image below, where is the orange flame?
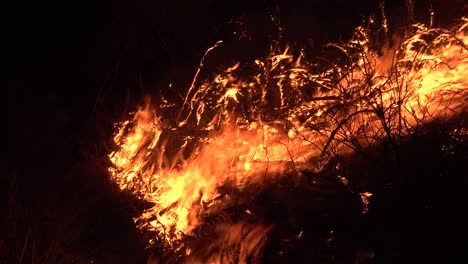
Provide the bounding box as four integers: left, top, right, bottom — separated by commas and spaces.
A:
108, 18, 467, 262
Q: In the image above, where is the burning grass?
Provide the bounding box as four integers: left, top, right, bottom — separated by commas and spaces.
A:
108, 16, 467, 263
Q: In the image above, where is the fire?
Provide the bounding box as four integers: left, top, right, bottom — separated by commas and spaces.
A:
108, 18, 467, 262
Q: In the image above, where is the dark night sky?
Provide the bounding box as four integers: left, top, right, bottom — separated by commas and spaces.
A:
3, 0, 464, 95
4, 0, 464, 97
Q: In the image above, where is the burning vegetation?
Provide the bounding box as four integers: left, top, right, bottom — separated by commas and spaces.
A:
2, 2, 467, 264
108, 14, 467, 264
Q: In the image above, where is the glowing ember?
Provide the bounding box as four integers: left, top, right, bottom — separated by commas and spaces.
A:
108, 18, 467, 262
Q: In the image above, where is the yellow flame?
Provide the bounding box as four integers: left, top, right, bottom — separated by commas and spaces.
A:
108, 18, 467, 262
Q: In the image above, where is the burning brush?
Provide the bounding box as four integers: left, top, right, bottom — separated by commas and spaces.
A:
108, 17, 467, 263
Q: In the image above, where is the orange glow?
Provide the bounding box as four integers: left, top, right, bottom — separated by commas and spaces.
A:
108, 18, 467, 262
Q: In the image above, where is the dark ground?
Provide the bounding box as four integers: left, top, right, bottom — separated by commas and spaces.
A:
2, 1, 467, 263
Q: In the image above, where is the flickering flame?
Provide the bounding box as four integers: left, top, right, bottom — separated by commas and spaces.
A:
108, 18, 467, 262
